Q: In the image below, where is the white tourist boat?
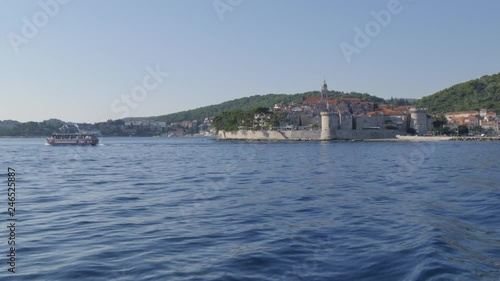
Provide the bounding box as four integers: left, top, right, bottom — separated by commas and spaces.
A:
46, 132, 99, 146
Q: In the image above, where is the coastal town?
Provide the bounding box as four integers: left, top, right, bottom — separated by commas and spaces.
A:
1, 78, 498, 140
73, 80, 496, 141
214, 80, 499, 140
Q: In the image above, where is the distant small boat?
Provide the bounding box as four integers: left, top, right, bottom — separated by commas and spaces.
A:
46, 132, 99, 146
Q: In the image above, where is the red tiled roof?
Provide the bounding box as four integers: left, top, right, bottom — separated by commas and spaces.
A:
446, 111, 478, 115
303, 96, 321, 101
302, 97, 322, 105
302, 96, 321, 103
382, 109, 405, 116
394, 106, 411, 112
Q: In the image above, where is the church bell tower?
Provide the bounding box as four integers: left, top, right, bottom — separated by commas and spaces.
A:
321, 80, 328, 103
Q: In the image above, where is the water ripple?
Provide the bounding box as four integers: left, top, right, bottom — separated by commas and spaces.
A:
0, 138, 498, 280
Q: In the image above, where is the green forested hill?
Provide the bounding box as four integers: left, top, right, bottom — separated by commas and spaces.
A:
0, 120, 64, 136
153, 90, 385, 123
418, 73, 500, 114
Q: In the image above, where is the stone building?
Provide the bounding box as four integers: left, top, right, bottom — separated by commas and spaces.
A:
356, 113, 386, 130
410, 108, 431, 135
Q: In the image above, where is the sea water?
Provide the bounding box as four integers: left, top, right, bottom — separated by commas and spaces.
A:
0, 137, 498, 280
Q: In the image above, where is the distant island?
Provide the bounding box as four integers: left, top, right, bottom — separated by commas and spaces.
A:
1, 72, 499, 138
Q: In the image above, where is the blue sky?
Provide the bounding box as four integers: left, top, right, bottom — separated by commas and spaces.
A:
1, 0, 499, 122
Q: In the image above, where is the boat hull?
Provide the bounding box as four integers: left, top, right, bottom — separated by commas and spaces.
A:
46, 139, 99, 146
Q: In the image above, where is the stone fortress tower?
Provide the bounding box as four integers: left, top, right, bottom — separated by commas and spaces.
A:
410, 108, 429, 135
321, 111, 331, 140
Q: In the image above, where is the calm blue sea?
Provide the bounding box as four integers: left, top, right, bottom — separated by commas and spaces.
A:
0, 137, 499, 281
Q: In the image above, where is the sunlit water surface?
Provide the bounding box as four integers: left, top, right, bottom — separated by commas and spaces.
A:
0, 137, 498, 280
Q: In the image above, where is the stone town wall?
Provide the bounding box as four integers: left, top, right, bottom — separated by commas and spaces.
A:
218, 130, 320, 141
284, 130, 321, 140
333, 129, 398, 140
356, 115, 386, 129
218, 130, 289, 140
218, 129, 399, 141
